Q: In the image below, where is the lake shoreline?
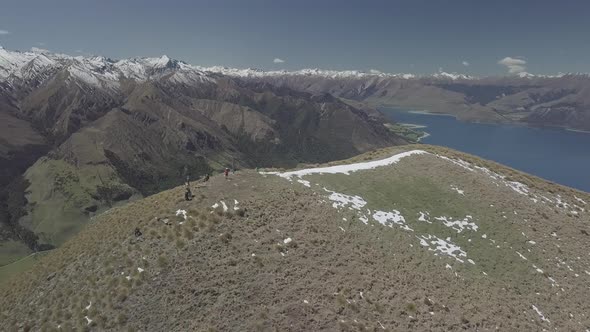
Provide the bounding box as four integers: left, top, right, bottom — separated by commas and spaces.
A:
382, 107, 590, 135
381, 107, 590, 193
397, 123, 431, 141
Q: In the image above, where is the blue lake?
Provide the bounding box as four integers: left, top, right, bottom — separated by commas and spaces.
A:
382, 108, 590, 193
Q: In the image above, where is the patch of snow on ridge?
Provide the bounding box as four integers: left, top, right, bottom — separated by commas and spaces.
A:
532, 305, 550, 323
436, 155, 579, 207
373, 210, 412, 231
265, 150, 427, 179
450, 185, 465, 195
574, 195, 587, 205
324, 188, 367, 211
433, 215, 478, 233
297, 179, 311, 187
175, 209, 187, 220
417, 235, 468, 263
418, 211, 431, 223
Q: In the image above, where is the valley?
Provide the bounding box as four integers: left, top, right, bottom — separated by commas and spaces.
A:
208, 68, 590, 132
0, 47, 404, 264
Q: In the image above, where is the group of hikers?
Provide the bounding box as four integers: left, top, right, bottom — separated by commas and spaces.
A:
183, 167, 233, 201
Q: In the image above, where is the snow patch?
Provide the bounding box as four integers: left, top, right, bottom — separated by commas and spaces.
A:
418, 211, 430, 223
532, 305, 550, 323
450, 185, 465, 196
324, 189, 367, 211
433, 215, 478, 233
373, 210, 412, 231
175, 209, 187, 220
297, 179, 311, 187
265, 150, 427, 179
417, 235, 467, 263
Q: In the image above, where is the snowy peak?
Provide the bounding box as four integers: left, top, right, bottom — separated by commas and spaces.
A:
2, 46, 589, 88
195, 66, 423, 80
432, 71, 474, 80
145, 55, 179, 69
0, 47, 213, 88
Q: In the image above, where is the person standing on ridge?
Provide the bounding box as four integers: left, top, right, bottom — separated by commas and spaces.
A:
224, 168, 230, 179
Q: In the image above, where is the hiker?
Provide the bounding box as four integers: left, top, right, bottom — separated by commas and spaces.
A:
184, 187, 193, 201
224, 168, 230, 179
134, 227, 142, 237
203, 174, 210, 182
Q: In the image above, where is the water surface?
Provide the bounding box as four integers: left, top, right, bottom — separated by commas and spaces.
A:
382, 108, 590, 193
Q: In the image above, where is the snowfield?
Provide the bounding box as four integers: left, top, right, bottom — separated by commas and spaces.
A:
264, 147, 586, 291
266, 150, 427, 179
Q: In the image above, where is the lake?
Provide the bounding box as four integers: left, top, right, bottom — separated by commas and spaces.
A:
382, 108, 590, 193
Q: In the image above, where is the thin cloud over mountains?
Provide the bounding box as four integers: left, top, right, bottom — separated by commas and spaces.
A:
498, 57, 527, 74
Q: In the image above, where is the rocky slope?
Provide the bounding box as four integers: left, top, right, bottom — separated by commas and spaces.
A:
201, 67, 590, 131
1, 145, 588, 331
0, 47, 404, 263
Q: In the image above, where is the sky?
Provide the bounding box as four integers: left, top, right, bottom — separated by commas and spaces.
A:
1, 0, 589, 76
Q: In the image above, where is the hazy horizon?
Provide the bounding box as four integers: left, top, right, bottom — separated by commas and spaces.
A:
1, 0, 589, 75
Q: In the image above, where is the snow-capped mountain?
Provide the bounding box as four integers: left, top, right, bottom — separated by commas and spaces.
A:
194, 66, 422, 80
0, 47, 213, 90
2, 46, 590, 134
1, 46, 479, 88
4, 46, 587, 89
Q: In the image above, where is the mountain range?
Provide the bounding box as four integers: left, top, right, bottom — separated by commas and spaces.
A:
2, 46, 590, 272
202, 66, 590, 131
0, 47, 403, 260
1, 47, 590, 330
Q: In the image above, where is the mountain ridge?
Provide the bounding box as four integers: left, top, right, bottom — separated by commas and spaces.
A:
1, 144, 589, 331
0, 47, 405, 265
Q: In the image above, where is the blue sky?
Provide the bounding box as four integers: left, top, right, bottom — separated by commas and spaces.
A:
1, 0, 589, 75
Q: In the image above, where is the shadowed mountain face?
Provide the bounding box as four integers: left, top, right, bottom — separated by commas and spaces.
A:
214, 70, 590, 131
0, 49, 404, 257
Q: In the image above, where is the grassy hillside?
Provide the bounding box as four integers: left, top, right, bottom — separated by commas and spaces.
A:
1, 145, 588, 331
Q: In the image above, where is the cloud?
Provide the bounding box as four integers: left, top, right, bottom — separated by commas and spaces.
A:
273, 58, 285, 63
462, 61, 469, 66
0, 29, 10, 35
369, 69, 382, 74
31, 47, 50, 53
498, 56, 527, 74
